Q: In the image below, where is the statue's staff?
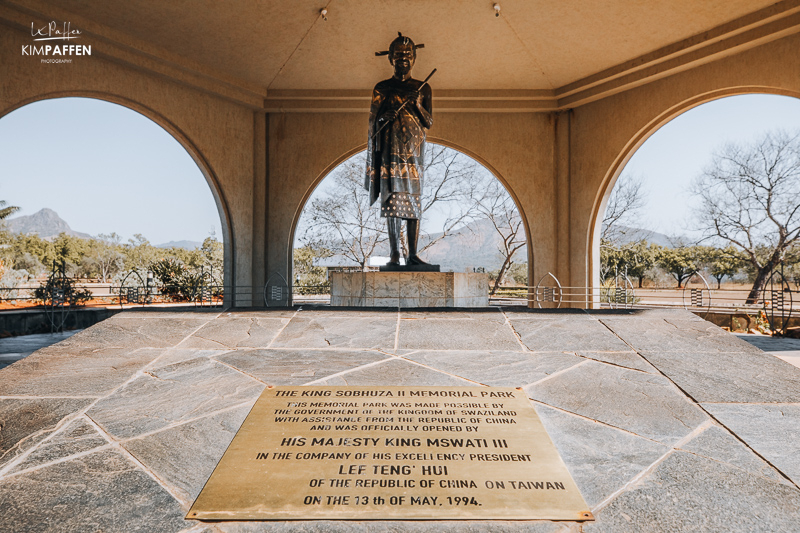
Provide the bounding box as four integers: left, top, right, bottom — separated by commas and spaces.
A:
370, 68, 437, 144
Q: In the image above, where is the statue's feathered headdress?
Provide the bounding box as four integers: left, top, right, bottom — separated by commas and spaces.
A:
375, 32, 424, 57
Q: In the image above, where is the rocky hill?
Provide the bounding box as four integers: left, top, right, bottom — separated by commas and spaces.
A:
421, 218, 528, 272
314, 219, 677, 273
3, 208, 92, 240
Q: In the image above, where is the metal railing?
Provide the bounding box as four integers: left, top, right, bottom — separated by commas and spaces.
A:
2, 272, 796, 335
488, 271, 795, 335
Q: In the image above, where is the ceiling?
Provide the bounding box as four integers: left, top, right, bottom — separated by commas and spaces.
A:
3, 0, 798, 107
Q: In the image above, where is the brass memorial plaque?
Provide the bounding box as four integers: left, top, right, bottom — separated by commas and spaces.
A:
188, 386, 593, 521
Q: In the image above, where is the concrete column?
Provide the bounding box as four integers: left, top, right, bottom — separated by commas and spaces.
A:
251, 112, 268, 306
554, 110, 572, 294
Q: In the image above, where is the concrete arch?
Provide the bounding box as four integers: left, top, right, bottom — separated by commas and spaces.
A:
588, 86, 800, 295
288, 138, 533, 295
0, 92, 235, 299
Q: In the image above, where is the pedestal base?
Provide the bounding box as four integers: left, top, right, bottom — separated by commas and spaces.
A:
379, 263, 440, 272
330, 271, 488, 307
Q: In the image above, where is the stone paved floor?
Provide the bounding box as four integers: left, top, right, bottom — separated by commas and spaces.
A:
736, 333, 800, 369
0, 330, 81, 370
0, 307, 798, 533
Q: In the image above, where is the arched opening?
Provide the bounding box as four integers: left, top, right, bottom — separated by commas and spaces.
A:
290, 142, 531, 305
0, 96, 231, 307
592, 91, 800, 315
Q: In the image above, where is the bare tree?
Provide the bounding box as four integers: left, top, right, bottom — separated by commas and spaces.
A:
417, 144, 483, 254
85, 233, 124, 283
692, 130, 800, 303
474, 179, 526, 295
602, 173, 647, 242
298, 145, 487, 269
301, 154, 386, 270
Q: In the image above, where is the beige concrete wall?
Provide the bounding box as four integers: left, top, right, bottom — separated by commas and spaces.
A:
267, 111, 556, 302
6, 16, 800, 308
570, 31, 800, 306
0, 22, 260, 306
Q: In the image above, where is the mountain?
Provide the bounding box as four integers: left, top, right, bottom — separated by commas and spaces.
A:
603, 225, 678, 247
3, 208, 92, 240
156, 240, 202, 250
315, 218, 529, 273
421, 218, 528, 272
314, 219, 678, 273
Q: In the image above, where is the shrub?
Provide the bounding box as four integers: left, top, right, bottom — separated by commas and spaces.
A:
33, 272, 92, 307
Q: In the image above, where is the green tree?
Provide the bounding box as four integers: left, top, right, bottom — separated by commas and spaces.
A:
200, 236, 223, 274
149, 258, 200, 301
43, 233, 89, 275
293, 245, 331, 294
699, 246, 743, 289
122, 234, 160, 270
1, 233, 50, 274
80, 233, 124, 282
620, 241, 656, 288
0, 199, 20, 221
507, 262, 528, 285
600, 240, 655, 286
656, 245, 701, 288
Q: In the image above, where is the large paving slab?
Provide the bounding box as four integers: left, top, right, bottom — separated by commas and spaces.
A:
178, 317, 290, 349
702, 403, 800, 485
215, 348, 390, 385
0, 397, 92, 470
510, 318, 632, 352
525, 360, 709, 445
86, 357, 264, 439
402, 350, 583, 387
397, 317, 522, 351
585, 451, 800, 533
638, 349, 800, 403
6, 416, 109, 476
270, 316, 398, 350
600, 315, 763, 354
123, 405, 252, 503
0, 307, 797, 533
0, 449, 189, 532
677, 423, 787, 484
533, 404, 669, 507
311, 357, 474, 387
0, 346, 162, 396
47, 315, 214, 350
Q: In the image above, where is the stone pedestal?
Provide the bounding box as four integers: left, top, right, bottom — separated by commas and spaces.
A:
330, 271, 489, 307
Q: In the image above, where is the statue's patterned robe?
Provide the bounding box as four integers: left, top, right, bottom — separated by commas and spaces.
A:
365, 77, 433, 220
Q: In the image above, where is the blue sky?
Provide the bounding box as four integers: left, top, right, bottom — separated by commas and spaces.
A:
0, 98, 220, 244
1, 94, 799, 244
623, 94, 800, 237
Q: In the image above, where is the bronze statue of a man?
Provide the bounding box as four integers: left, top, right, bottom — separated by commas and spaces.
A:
365, 33, 435, 269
